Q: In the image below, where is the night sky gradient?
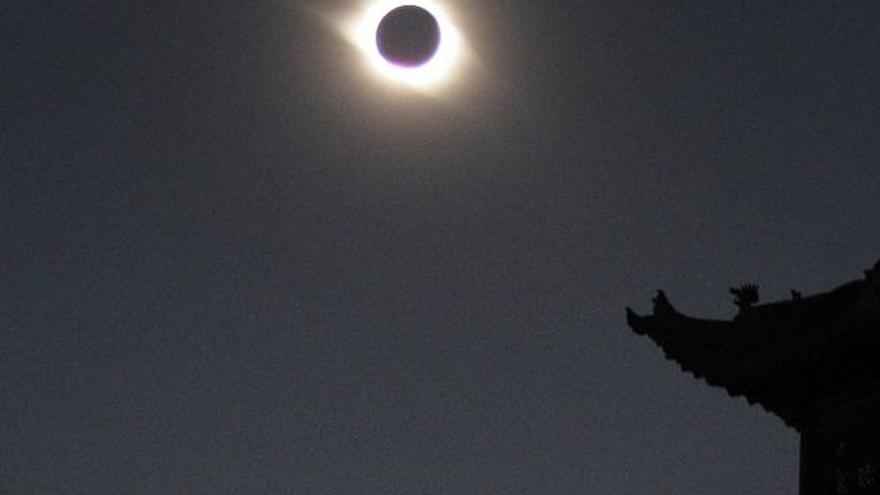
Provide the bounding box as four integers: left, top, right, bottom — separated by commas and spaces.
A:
2, 1, 879, 493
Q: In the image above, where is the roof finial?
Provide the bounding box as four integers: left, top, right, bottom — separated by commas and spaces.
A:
648, 290, 681, 318
730, 283, 759, 311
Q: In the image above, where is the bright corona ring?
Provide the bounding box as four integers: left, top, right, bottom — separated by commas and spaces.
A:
346, 1, 463, 90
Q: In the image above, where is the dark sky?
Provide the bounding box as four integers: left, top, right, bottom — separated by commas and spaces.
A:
2, 1, 878, 493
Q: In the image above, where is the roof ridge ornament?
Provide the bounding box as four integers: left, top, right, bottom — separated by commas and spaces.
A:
652, 290, 677, 317
730, 283, 759, 311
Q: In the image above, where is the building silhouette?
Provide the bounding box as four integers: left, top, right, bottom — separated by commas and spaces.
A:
627, 260, 880, 495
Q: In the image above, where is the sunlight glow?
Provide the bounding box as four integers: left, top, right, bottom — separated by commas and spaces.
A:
342, 1, 464, 92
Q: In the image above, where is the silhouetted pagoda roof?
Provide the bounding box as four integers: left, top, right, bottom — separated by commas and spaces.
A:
626, 260, 880, 430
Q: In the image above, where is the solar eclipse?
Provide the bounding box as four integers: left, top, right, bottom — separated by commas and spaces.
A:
342, 1, 465, 91
376, 6, 441, 67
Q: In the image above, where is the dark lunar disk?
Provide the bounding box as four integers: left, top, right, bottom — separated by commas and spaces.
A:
376, 6, 441, 67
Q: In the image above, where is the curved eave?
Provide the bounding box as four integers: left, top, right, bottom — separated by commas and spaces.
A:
624, 260, 880, 430
626, 291, 801, 427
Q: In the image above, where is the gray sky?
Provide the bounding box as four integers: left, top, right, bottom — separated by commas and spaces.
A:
2, 1, 878, 493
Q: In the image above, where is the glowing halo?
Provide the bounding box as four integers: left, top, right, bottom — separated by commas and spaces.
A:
344, 1, 464, 91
